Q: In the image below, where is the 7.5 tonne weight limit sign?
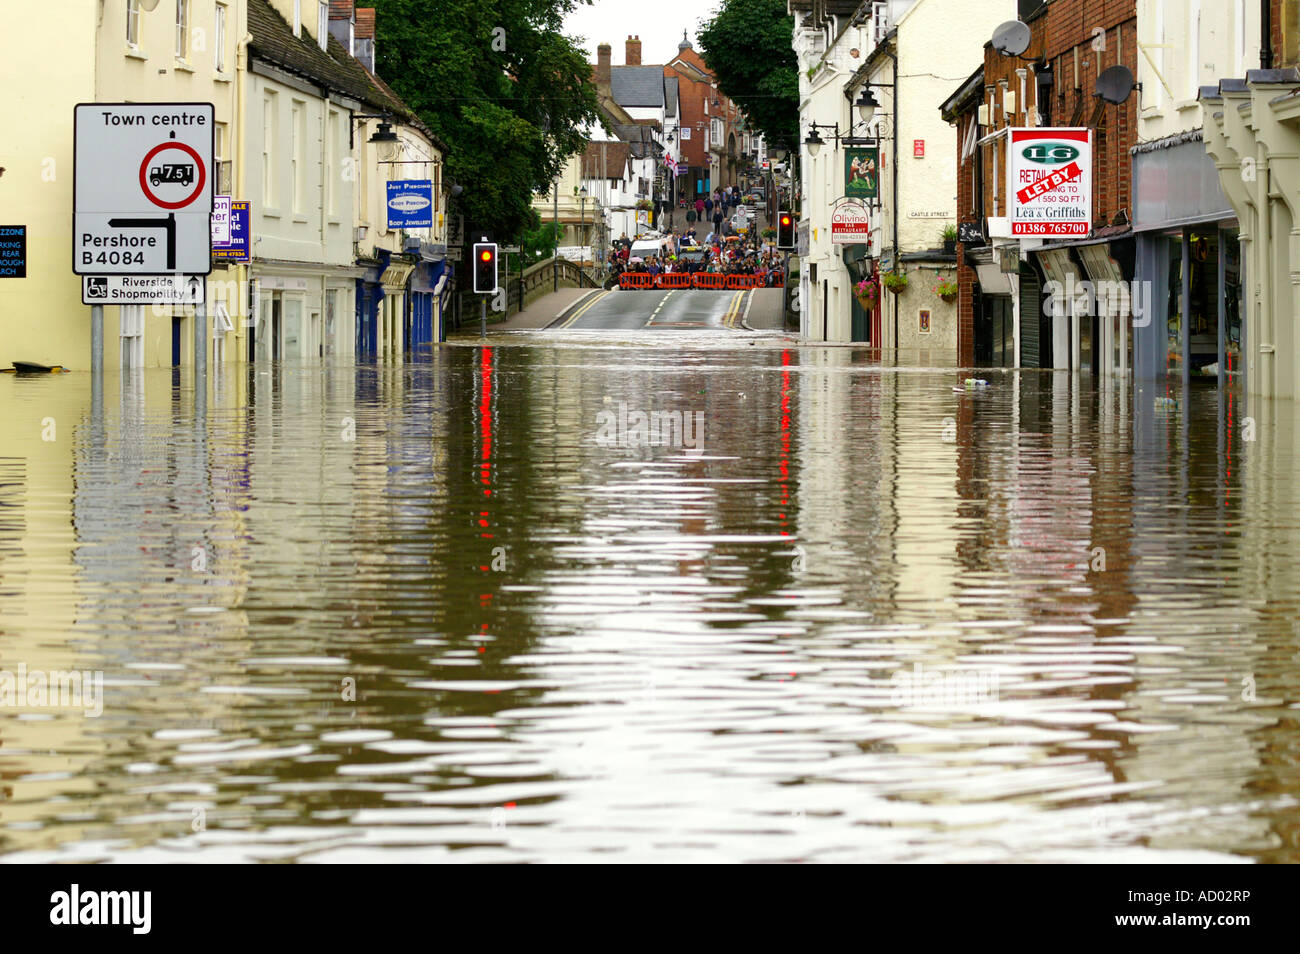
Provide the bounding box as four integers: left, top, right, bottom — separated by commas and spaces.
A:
73, 103, 214, 274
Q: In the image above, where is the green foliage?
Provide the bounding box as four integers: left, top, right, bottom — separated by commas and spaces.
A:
933, 277, 958, 299
696, 0, 799, 149
882, 270, 909, 293
373, 0, 599, 241
941, 224, 959, 242
519, 221, 563, 265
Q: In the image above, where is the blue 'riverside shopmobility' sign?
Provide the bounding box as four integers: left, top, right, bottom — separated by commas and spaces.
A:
0, 225, 27, 278
386, 180, 433, 229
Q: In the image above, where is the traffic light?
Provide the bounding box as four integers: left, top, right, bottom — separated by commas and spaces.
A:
473, 242, 498, 294
776, 211, 795, 250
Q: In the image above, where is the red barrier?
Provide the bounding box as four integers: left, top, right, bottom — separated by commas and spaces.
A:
619, 272, 654, 289
655, 273, 692, 289
692, 273, 726, 290
725, 274, 760, 290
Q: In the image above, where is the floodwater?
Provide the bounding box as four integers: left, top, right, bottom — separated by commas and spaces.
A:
1, 332, 1298, 862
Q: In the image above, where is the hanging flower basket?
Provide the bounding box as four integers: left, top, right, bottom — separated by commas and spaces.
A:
854, 277, 880, 311
881, 270, 909, 294
933, 276, 958, 303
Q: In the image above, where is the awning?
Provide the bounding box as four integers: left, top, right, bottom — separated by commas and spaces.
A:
975, 263, 1011, 295
1077, 243, 1122, 285
1033, 247, 1081, 296
380, 262, 415, 290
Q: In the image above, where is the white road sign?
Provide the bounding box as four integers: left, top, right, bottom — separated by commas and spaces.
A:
82, 274, 205, 305
74, 103, 214, 275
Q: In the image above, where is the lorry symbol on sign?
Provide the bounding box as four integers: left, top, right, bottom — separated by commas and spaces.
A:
1022, 143, 1080, 164
150, 163, 195, 187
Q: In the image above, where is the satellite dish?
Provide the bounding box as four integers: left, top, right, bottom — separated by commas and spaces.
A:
139, 0, 161, 10
1096, 65, 1137, 104
992, 20, 1031, 58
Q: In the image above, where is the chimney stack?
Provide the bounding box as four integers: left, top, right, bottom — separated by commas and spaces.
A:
626, 35, 641, 66
328, 1, 355, 56
596, 42, 611, 84
354, 7, 376, 71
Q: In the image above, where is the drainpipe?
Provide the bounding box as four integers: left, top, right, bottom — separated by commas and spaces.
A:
1261, 0, 1274, 70
236, 26, 253, 366
881, 44, 899, 353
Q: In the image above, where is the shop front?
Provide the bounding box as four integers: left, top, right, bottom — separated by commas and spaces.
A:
409, 254, 447, 351
842, 243, 874, 343
1131, 133, 1241, 385
967, 248, 1015, 368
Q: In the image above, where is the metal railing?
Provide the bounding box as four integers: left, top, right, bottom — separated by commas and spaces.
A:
448, 257, 598, 330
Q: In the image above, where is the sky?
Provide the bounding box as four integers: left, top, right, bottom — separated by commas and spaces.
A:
562, 0, 724, 65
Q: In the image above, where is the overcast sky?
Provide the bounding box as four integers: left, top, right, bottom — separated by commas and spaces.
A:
563, 0, 724, 65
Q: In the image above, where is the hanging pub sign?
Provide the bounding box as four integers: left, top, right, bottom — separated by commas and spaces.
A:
844, 147, 879, 201
1008, 127, 1092, 237
830, 199, 871, 245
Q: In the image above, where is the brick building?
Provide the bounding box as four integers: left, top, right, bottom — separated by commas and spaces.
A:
665, 34, 744, 202
941, 0, 1138, 371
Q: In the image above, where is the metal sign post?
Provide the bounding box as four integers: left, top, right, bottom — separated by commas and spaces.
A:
481, 296, 486, 339
74, 102, 214, 407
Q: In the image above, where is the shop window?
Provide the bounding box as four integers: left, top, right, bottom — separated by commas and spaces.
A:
1166, 239, 1182, 377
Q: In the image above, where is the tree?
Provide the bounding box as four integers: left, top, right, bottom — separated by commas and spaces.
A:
373, 0, 599, 242
696, 0, 799, 149
514, 220, 563, 270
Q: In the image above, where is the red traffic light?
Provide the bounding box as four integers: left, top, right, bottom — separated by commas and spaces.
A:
780, 215, 791, 226
480, 249, 493, 262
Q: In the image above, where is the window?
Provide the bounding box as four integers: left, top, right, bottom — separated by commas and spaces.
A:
291, 101, 305, 213
262, 93, 277, 207
215, 122, 232, 194
215, 3, 227, 72
126, 0, 140, 47
175, 0, 189, 60
293, 0, 301, 37
318, 1, 328, 51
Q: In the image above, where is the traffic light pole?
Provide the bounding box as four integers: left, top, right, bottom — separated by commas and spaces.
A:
480, 296, 486, 339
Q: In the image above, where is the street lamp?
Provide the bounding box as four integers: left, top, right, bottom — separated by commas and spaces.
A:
579, 186, 588, 265
854, 88, 881, 126
805, 127, 824, 157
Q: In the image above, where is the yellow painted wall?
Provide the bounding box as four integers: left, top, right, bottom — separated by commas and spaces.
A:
0, 1, 97, 368
0, 1, 244, 371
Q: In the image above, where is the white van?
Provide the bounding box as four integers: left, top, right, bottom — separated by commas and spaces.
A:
629, 235, 671, 260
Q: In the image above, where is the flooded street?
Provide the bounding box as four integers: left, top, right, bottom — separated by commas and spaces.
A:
2, 334, 1299, 863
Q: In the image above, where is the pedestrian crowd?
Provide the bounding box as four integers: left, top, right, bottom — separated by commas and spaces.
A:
609, 185, 784, 288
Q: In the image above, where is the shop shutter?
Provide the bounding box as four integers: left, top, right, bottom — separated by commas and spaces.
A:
1019, 263, 1040, 368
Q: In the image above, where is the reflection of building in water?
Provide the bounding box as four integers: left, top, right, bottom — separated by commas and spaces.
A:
0, 379, 106, 851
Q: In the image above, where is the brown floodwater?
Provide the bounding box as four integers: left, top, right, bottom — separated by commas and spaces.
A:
1, 333, 1298, 862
